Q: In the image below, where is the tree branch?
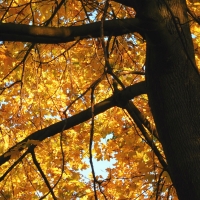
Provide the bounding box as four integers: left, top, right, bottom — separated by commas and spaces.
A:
0, 18, 141, 43
31, 148, 57, 200
0, 81, 146, 166
124, 102, 168, 171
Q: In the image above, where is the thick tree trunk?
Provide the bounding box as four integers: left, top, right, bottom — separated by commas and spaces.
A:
134, 0, 200, 199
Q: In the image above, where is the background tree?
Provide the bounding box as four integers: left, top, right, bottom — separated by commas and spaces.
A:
0, 0, 200, 199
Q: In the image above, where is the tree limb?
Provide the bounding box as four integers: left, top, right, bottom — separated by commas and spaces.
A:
0, 18, 141, 43
124, 102, 167, 171
0, 81, 146, 166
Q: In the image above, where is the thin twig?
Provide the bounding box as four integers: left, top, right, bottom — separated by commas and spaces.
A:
31, 148, 57, 200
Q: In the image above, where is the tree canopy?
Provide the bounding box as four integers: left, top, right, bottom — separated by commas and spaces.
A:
0, 0, 200, 199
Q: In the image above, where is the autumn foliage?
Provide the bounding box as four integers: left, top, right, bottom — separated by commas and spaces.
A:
0, 0, 200, 199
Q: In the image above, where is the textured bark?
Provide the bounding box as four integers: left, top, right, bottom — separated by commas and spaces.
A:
131, 0, 200, 199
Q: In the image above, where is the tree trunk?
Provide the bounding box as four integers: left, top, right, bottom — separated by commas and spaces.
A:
134, 0, 200, 199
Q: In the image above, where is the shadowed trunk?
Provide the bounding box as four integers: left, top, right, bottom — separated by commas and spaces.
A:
134, 0, 200, 199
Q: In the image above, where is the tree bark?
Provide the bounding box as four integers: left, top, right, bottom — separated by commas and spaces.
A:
131, 0, 200, 199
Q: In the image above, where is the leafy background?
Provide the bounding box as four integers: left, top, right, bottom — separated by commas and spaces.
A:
0, 0, 200, 199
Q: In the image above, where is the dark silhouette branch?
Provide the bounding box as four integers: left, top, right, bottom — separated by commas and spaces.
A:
0, 81, 146, 167
130, 103, 159, 140
0, 149, 29, 182
124, 102, 168, 171
31, 148, 57, 200
0, 18, 141, 43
